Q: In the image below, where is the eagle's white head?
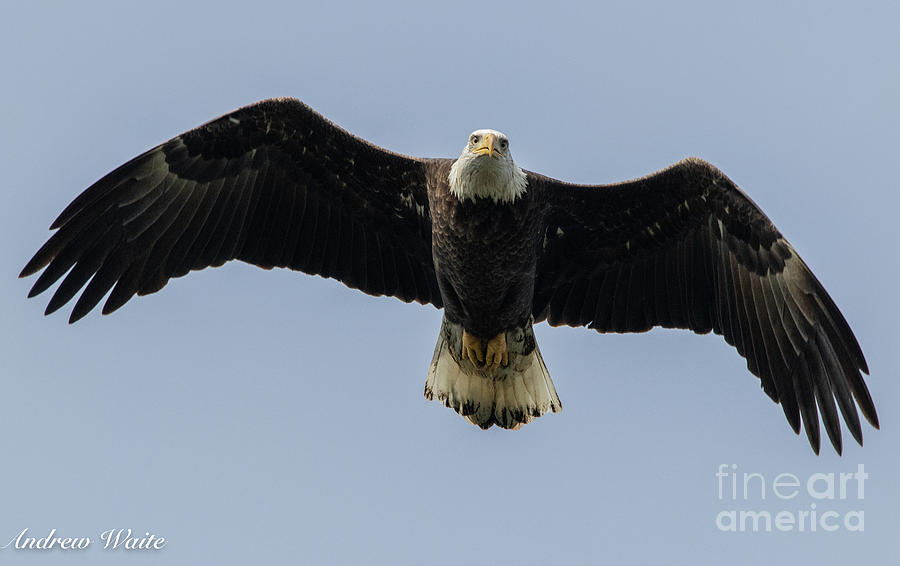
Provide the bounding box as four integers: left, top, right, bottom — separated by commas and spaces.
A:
448, 129, 527, 203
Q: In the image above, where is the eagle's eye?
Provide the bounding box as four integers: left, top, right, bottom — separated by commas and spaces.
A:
500, 139, 508, 149
471, 134, 479, 145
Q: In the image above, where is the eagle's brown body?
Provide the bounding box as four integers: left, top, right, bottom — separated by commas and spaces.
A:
427, 159, 542, 340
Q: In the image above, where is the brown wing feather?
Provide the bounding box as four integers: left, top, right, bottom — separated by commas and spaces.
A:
532, 158, 876, 454
21, 98, 443, 321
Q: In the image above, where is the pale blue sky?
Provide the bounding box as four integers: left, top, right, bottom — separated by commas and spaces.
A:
2, 1, 898, 564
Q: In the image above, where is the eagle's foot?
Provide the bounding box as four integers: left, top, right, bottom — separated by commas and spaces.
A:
461, 330, 485, 365
485, 332, 509, 371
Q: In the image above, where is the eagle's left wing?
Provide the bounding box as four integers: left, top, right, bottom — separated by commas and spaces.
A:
531, 158, 877, 454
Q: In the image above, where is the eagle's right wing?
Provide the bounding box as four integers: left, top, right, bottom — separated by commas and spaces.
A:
21, 98, 444, 322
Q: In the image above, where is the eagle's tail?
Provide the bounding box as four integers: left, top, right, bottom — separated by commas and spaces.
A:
424, 316, 561, 429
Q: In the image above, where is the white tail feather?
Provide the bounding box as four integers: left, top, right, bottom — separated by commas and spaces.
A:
424, 317, 561, 429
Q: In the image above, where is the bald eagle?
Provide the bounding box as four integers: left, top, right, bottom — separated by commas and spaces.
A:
20, 98, 877, 454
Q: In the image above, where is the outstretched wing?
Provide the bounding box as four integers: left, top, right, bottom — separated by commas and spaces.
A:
532, 158, 877, 454
21, 98, 443, 322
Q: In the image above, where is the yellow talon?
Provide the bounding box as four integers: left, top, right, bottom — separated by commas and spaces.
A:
462, 330, 484, 365
485, 332, 509, 370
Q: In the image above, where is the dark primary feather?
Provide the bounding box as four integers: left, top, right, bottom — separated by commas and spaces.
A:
20, 98, 443, 322
532, 158, 877, 454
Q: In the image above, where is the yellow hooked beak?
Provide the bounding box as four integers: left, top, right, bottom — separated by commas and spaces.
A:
473, 133, 501, 157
